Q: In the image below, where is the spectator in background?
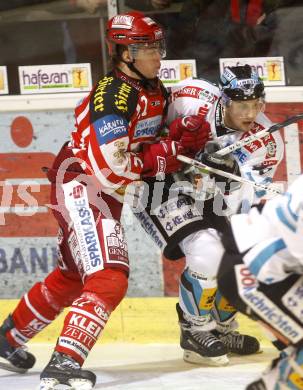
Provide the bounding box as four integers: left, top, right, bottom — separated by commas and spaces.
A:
0, 0, 105, 93
124, 0, 300, 84
0, 0, 53, 11
125, 0, 182, 12
254, 0, 303, 85
69, 0, 107, 14
169, 0, 272, 82
124, 0, 267, 82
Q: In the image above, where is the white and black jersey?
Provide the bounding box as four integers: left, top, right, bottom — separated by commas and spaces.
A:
133, 78, 284, 259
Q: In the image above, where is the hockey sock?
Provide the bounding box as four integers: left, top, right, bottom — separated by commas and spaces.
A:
7, 282, 62, 347
179, 268, 218, 329
211, 290, 237, 332
55, 293, 110, 365
55, 268, 128, 365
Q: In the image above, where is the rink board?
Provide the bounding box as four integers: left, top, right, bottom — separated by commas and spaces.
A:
0, 297, 272, 346
0, 99, 303, 299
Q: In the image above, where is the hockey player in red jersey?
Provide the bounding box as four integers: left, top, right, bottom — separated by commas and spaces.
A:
0, 11, 198, 390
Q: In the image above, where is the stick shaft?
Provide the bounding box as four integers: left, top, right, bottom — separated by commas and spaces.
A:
215, 114, 303, 156
177, 154, 282, 195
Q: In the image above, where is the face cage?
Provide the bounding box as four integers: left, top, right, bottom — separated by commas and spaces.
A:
128, 39, 166, 59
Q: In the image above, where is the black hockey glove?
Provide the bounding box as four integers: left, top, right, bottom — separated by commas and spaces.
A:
196, 141, 241, 193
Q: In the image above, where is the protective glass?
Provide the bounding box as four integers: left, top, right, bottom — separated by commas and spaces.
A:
228, 98, 265, 119
128, 39, 166, 59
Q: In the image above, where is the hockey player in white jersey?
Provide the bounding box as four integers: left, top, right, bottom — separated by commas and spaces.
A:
217, 175, 303, 389
132, 65, 284, 365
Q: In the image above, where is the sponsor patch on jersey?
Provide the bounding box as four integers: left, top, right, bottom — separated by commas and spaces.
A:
172, 86, 217, 105
282, 276, 303, 322
114, 82, 132, 113
63, 181, 104, 278
233, 148, 248, 164
198, 89, 217, 104
93, 76, 114, 112
133, 115, 162, 138
154, 196, 202, 237
235, 264, 303, 344
265, 140, 277, 157
94, 114, 128, 145
173, 86, 201, 100
134, 210, 166, 249
101, 220, 129, 267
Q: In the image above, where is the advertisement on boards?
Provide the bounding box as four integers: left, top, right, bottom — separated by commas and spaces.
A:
159, 59, 197, 86
219, 57, 285, 86
0, 66, 8, 95
18, 63, 92, 94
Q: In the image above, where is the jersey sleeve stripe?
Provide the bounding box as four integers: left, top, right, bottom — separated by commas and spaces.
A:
76, 103, 90, 125
276, 206, 297, 233
247, 238, 287, 277
87, 144, 125, 191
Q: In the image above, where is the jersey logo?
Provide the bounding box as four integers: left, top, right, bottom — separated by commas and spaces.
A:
133, 115, 162, 138
172, 86, 217, 104
93, 114, 128, 145
114, 82, 132, 113
93, 76, 114, 112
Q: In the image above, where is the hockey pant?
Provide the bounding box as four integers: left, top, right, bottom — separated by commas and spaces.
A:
6, 179, 129, 365
131, 181, 237, 332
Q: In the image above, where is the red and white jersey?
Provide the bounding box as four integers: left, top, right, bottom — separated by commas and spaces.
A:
167, 78, 220, 122
70, 69, 168, 202
167, 78, 284, 210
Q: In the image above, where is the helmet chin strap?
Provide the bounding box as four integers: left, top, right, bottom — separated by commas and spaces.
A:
122, 59, 158, 90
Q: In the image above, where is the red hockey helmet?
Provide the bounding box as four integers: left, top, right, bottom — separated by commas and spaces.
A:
106, 11, 166, 59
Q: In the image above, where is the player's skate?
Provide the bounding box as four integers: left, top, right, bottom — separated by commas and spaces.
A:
176, 304, 229, 366
215, 330, 260, 355
212, 315, 260, 355
40, 351, 96, 390
0, 314, 36, 373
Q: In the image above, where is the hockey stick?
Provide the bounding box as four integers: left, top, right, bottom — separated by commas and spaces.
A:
177, 154, 282, 195
215, 113, 303, 156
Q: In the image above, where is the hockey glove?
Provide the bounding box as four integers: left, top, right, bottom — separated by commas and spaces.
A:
197, 141, 241, 192
169, 115, 211, 154
141, 139, 183, 177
